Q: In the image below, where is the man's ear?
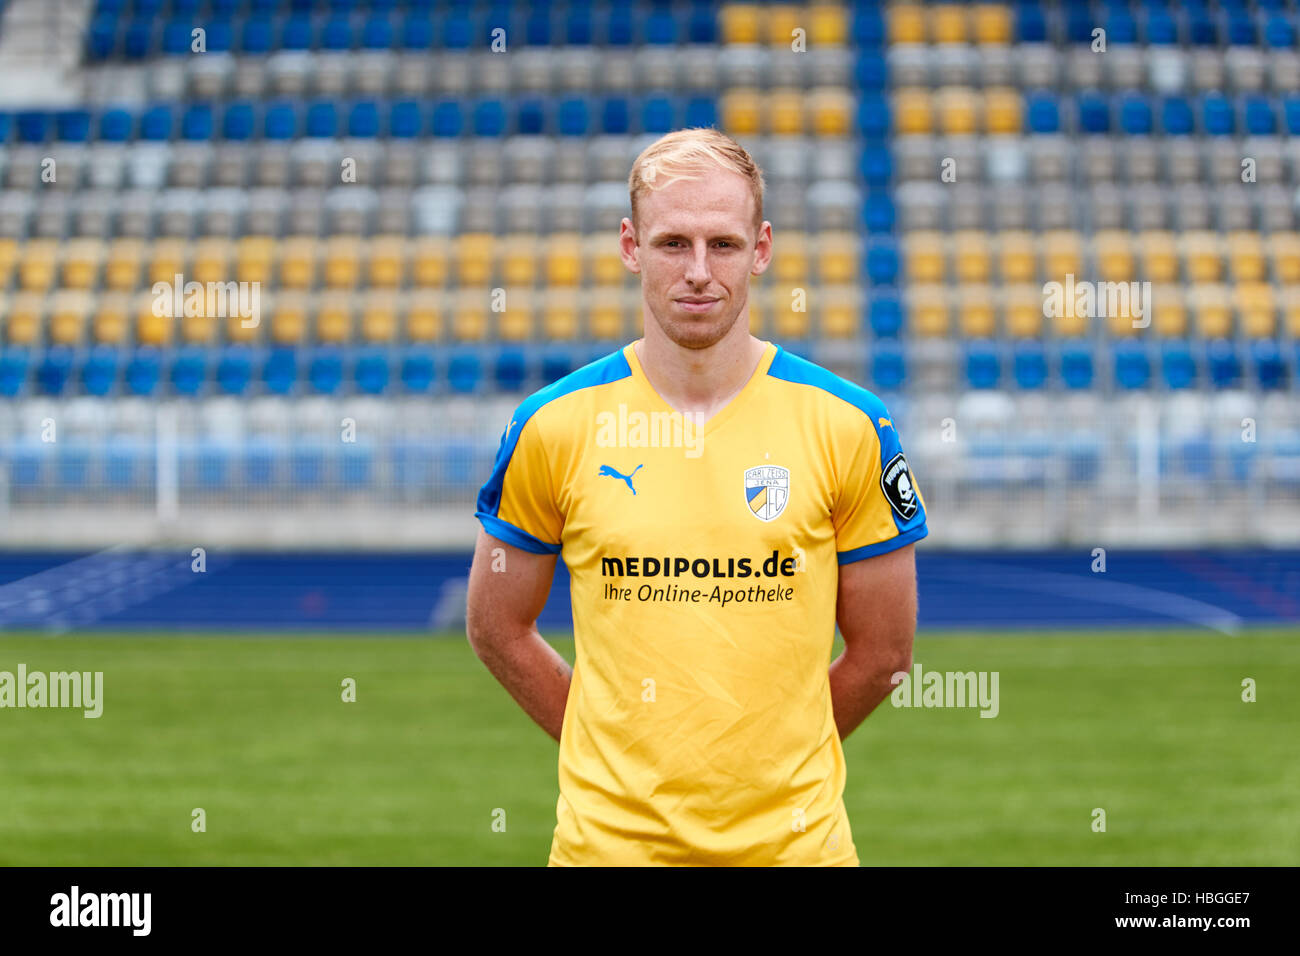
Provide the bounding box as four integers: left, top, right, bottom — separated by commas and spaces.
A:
750, 220, 773, 277
619, 217, 641, 274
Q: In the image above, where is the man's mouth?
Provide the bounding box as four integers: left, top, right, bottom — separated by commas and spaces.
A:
675, 297, 720, 313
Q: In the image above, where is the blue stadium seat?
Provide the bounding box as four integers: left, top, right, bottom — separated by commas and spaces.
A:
56, 110, 91, 142
0, 349, 30, 397
354, 350, 390, 394
1025, 92, 1060, 134
1188, 10, 1218, 45
389, 100, 423, 137
81, 347, 121, 396
99, 108, 133, 141
244, 438, 276, 487
642, 96, 676, 135
1105, 9, 1138, 44
1119, 95, 1153, 135
1251, 339, 1287, 390
1207, 339, 1242, 388
306, 101, 339, 138
602, 7, 636, 46
243, 16, 274, 53
444, 12, 474, 48
1013, 341, 1048, 389
560, 97, 591, 136
431, 100, 464, 137
400, 348, 435, 393
857, 93, 889, 137
1060, 341, 1094, 390
321, 16, 353, 51
687, 4, 718, 44
494, 347, 528, 391
1017, 4, 1047, 43
401, 14, 435, 50
852, 7, 885, 46
126, 348, 162, 396
517, 98, 546, 135
645, 8, 678, 44
1161, 341, 1197, 389
202, 19, 234, 53
217, 347, 254, 395
264, 101, 298, 139
1078, 93, 1111, 134
1161, 96, 1194, 135
170, 348, 207, 396
361, 15, 395, 50
1285, 97, 1300, 136
869, 295, 902, 337
448, 348, 483, 394
1114, 342, 1152, 389
1226, 11, 1256, 45
222, 101, 255, 140
861, 144, 892, 187
123, 19, 153, 59
1264, 15, 1297, 48
540, 347, 574, 386
37, 347, 74, 396
88, 15, 117, 59
339, 443, 374, 489
141, 104, 174, 141
965, 342, 1001, 390
348, 101, 381, 138
309, 349, 345, 395
684, 97, 717, 129
524, 9, 553, 45
1244, 96, 1277, 136
855, 52, 887, 90
264, 348, 299, 395
1066, 6, 1094, 43
181, 103, 214, 141
866, 241, 899, 286
871, 341, 906, 390
1145, 8, 1178, 44
291, 443, 325, 486
1202, 94, 1235, 136
16, 110, 49, 144
472, 98, 507, 137
862, 193, 895, 234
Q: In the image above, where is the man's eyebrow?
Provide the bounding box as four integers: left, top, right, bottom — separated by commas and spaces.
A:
649, 231, 750, 244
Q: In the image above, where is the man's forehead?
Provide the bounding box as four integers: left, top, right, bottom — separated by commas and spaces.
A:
638, 175, 758, 234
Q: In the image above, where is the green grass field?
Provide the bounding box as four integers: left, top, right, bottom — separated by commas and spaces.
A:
0, 629, 1296, 866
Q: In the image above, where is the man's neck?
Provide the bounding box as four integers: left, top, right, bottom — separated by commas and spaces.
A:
634, 324, 768, 421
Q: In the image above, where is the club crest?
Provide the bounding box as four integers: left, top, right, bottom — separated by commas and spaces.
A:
745, 465, 790, 521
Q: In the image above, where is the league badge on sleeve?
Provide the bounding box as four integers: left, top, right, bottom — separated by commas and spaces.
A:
745, 465, 790, 521
880, 452, 918, 520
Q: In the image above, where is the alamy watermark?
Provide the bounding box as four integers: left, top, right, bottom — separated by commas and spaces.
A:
891, 663, 999, 718
152, 274, 260, 328
595, 404, 704, 459
0, 664, 103, 718
1043, 274, 1152, 329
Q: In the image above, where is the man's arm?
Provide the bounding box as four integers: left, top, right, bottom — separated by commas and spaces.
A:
828, 543, 918, 741
465, 529, 571, 743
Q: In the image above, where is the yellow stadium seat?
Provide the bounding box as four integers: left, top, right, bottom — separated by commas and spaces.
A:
92, 294, 130, 345
136, 294, 173, 346
406, 298, 442, 342
1150, 285, 1187, 337
820, 287, 860, 339
1042, 230, 1082, 282
1181, 231, 1224, 283
1003, 285, 1043, 338
61, 239, 103, 289
1190, 284, 1233, 338
6, 293, 44, 344
1269, 233, 1300, 283
367, 235, 407, 288
810, 88, 853, 137
278, 236, 318, 289
192, 238, 231, 286
984, 87, 1022, 135
894, 88, 933, 135
769, 89, 806, 136
0, 238, 16, 287
1138, 230, 1179, 283
973, 4, 1013, 44
497, 288, 534, 341
587, 288, 625, 340
816, 232, 859, 284
765, 4, 802, 46
889, 3, 926, 44
323, 236, 362, 290
585, 235, 625, 286
721, 88, 762, 136
773, 232, 810, 285
181, 309, 218, 344
455, 233, 494, 286
19, 239, 59, 292
316, 293, 354, 343
997, 231, 1037, 283
451, 290, 489, 341
938, 87, 980, 135
808, 4, 848, 46
953, 230, 992, 283
957, 285, 997, 338
909, 285, 950, 338
544, 233, 583, 287
270, 293, 309, 344
360, 292, 399, 343
147, 238, 186, 288
1047, 278, 1088, 338
48, 291, 90, 345
226, 304, 262, 344
931, 3, 968, 43
1227, 231, 1266, 282
1234, 282, 1275, 337
235, 235, 275, 285
103, 238, 144, 292
543, 290, 580, 340
904, 231, 946, 283
771, 288, 812, 339
1282, 287, 1300, 337
499, 235, 538, 287
1106, 296, 1141, 338
411, 236, 450, 287
1095, 230, 1135, 283
719, 3, 761, 44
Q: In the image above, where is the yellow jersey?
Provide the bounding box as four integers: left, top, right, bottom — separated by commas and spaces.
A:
476, 340, 928, 866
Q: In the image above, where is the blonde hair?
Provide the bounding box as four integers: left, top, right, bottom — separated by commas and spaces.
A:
627, 128, 766, 233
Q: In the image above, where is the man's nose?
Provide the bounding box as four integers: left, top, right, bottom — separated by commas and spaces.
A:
683, 239, 712, 284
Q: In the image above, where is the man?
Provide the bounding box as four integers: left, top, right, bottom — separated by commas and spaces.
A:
468, 128, 927, 866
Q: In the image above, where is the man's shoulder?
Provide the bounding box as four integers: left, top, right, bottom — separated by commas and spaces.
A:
766, 346, 891, 425
511, 344, 635, 431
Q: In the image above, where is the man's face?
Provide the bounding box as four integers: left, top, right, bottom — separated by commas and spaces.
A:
620, 169, 773, 350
